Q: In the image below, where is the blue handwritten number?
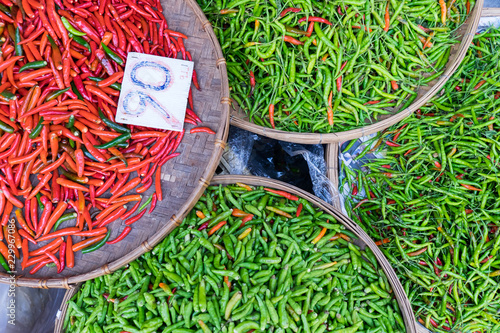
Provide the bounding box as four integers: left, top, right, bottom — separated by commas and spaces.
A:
123, 61, 180, 127
130, 61, 171, 91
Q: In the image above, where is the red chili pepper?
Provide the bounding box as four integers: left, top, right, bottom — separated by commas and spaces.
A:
57, 241, 66, 273
0, 181, 23, 208
149, 192, 158, 214
280, 7, 301, 17
240, 214, 254, 227
198, 222, 209, 231
121, 200, 141, 220
263, 188, 299, 201
283, 35, 303, 45
43, 249, 61, 272
97, 205, 127, 228
249, 71, 256, 96
296, 203, 303, 217
106, 226, 132, 244
353, 199, 368, 210
124, 208, 147, 225
190, 127, 215, 135
298, 16, 332, 25
351, 184, 358, 196
385, 140, 400, 147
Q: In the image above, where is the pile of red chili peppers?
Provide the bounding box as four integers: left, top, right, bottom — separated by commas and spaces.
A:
0, 0, 214, 275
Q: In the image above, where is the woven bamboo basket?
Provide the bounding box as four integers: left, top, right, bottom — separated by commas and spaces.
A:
230, 0, 484, 144
0, 0, 229, 289
54, 175, 419, 332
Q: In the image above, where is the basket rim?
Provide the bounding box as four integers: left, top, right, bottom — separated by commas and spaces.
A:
0, 0, 230, 289
325, 143, 341, 209
54, 175, 419, 333
230, 0, 484, 144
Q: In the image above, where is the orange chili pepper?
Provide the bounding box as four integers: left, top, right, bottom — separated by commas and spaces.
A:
236, 183, 252, 191
460, 184, 482, 191
72, 233, 107, 252
269, 104, 275, 129
439, 0, 447, 24
312, 226, 328, 244
56, 178, 90, 192
375, 238, 391, 246
327, 91, 334, 126
36, 227, 80, 243
43, 201, 69, 235
208, 221, 227, 236
15, 209, 35, 237
384, 2, 390, 32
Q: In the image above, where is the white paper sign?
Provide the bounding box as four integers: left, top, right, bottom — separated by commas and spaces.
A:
116, 52, 193, 131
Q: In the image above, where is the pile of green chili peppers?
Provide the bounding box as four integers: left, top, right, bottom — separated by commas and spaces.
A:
64, 184, 405, 333
342, 28, 500, 333
196, 0, 472, 133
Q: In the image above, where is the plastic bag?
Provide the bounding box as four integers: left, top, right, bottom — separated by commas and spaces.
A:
279, 142, 336, 204
223, 126, 336, 204
478, 15, 500, 31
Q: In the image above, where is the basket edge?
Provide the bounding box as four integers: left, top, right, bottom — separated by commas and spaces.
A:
53, 283, 81, 333
325, 143, 341, 209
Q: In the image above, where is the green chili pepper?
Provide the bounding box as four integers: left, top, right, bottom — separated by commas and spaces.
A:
61, 17, 87, 36
29, 117, 44, 139
19, 61, 48, 73
98, 110, 129, 133
46, 88, 70, 101
14, 27, 23, 56
82, 231, 111, 254
94, 132, 131, 149
101, 43, 123, 65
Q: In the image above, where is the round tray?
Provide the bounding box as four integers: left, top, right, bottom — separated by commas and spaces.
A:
0, 0, 229, 288
54, 175, 418, 332
230, 0, 484, 144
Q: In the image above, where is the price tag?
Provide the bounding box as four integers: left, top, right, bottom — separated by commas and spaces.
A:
116, 52, 194, 131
